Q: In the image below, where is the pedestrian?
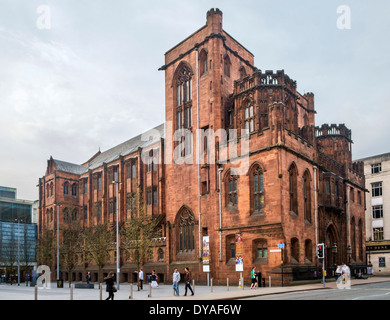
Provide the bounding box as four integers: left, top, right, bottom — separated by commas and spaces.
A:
87, 271, 91, 284
335, 265, 342, 279
250, 266, 257, 289
139, 267, 144, 290
104, 271, 116, 300
341, 263, 350, 284
151, 270, 159, 289
184, 267, 194, 296
173, 268, 180, 296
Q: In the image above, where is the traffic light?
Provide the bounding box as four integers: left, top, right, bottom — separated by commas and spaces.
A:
317, 243, 325, 259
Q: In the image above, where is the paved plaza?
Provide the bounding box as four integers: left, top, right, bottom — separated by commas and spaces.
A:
0, 276, 389, 300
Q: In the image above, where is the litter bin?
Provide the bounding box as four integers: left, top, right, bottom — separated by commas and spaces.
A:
57, 279, 63, 288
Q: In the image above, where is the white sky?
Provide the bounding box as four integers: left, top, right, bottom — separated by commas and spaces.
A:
1, 0, 390, 200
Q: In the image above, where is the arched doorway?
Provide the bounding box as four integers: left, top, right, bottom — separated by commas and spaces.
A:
325, 224, 339, 267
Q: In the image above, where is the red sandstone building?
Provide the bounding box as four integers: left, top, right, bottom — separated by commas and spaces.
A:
38, 9, 367, 285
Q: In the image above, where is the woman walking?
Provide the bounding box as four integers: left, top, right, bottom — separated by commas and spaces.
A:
151, 270, 159, 289
104, 271, 116, 300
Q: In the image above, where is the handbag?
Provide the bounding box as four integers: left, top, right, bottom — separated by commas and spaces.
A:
112, 285, 117, 292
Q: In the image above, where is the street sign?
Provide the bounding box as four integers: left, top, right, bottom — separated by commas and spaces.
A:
278, 243, 285, 249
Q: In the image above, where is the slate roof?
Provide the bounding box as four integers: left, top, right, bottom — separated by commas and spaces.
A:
53, 123, 165, 175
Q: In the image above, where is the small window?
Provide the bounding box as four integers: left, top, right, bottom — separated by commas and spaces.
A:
244, 105, 255, 133
372, 205, 383, 219
373, 227, 384, 241
63, 182, 69, 196
71, 183, 77, 197
223, 55, 231, 77
371, 163, 382, 174
227, 174, 238, 206
372, 182, 382, 197
199, 49, 208, 76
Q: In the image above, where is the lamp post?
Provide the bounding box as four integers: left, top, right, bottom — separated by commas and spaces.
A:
347, 245, 352, 265
15, 217, 23, 286
113, 180, 121, 290
57, 205, 59, 281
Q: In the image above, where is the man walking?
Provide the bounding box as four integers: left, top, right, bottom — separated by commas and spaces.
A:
173, 268, 180, 296
139, 267, 144, 290
184, 267, 194, 296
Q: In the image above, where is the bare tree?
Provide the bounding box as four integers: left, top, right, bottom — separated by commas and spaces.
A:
121, 191, 160, 290
83, 223, 114, 284
61, 220, 83, 287
36, 230, 56, 273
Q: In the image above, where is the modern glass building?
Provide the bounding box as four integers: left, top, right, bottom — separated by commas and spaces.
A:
0, 186, 38, 283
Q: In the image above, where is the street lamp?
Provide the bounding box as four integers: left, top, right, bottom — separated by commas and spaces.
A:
15, 217, 23, 286
112, 180, 121, 290
56, 204, 62, 287
347, 245, 352, 265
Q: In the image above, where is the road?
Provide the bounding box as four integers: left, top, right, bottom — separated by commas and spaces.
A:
241, 281, 390, 300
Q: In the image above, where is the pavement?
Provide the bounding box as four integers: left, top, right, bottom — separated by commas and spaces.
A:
0, 276, 389, 300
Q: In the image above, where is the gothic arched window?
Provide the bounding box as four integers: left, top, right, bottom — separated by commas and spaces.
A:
174, 63, 193, 129
303, 170, 311, 222
225, 171, 238, 207
251, 165, 264, 214
289, 163, 298, 214
177, 207, 196, 252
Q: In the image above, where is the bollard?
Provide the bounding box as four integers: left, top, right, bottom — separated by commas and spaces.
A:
227, 278, 229, 291
129, 283, 133, 299
192, 279, 195, 295
99, 283, 102, 300
210, 278, 213, 293
242, 277, 244, 290
148, 283, 152, 298
269, 276, 271, 288
70, 284, 73, 300
34, 285, 38, 300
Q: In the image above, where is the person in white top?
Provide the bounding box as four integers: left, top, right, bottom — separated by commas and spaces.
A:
173, 268, 180, 296
138, 268, 144, 290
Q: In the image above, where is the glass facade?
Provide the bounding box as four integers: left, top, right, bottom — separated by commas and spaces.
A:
0, 201, 32, 223
0, 186, 17, 199
0, 221, 37, 264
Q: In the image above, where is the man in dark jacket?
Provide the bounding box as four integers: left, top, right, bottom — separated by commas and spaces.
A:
184, 267, 194, 296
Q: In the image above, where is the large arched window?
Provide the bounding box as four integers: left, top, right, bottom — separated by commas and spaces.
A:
176, 206, 196, 253
288, 163, 298, 214
250, 164, 264, 214
303, 170, 312, 222
174, 62, 193, 129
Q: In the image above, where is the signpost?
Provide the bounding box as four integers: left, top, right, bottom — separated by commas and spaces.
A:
278, 243, 284, 287
202, 236, 210, 285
